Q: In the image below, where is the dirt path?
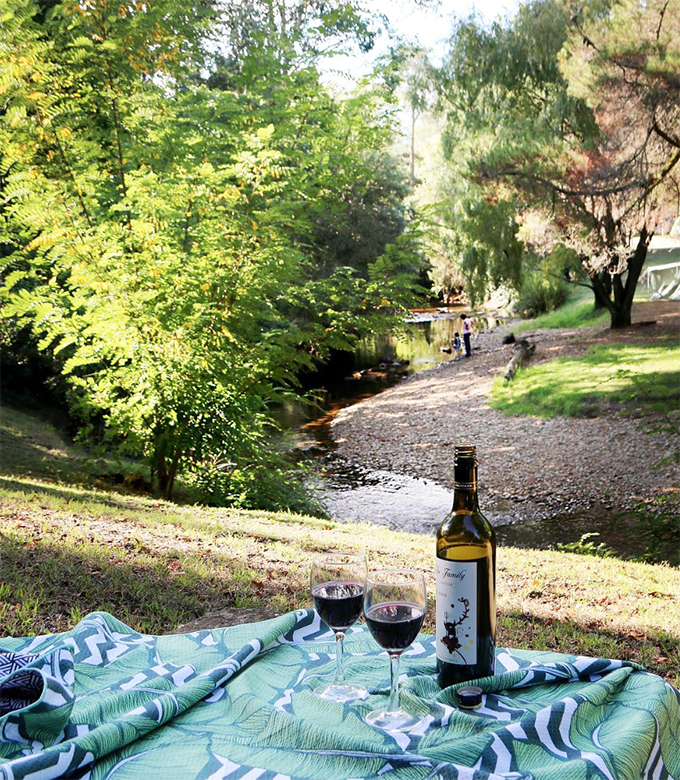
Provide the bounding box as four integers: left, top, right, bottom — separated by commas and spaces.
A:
331, 301, 680, 527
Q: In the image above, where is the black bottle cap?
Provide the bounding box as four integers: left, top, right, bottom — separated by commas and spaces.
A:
456, 685, 483, 709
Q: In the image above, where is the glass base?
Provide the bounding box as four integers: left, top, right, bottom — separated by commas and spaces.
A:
314, 681, 368, 703
365, 707, 422, 732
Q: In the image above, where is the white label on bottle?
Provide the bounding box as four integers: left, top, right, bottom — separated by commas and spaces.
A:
436, 559, 477, 665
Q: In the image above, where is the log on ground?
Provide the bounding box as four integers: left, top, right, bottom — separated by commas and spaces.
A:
503, 339, 536, 381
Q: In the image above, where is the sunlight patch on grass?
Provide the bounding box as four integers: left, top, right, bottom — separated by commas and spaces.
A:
515, 288, 609, 332
490, 342, 680, 419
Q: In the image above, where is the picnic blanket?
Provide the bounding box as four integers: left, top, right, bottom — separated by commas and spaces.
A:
0, 610, 678, 780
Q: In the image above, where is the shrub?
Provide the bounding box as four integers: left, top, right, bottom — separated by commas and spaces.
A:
519, 269, 569, 317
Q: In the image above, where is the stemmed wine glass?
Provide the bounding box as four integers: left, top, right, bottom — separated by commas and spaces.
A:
364, 569, 427, 731
310, 551, 368, 702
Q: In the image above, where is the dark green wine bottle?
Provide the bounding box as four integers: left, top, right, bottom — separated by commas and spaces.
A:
436, 445, 496, 688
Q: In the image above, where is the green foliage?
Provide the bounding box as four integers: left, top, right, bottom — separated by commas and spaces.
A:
0, 0, 422, 507
417, 152, 526, 305
434, 0, 680, 326
630, 498, 680, 567
555, 533, 616, 558
519, 270, 568, 317
427, 0, 595, 307
518, 247, 574, 317
459, 198, 524, 306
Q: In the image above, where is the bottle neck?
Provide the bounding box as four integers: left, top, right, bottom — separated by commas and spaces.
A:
452, 457, 478, 512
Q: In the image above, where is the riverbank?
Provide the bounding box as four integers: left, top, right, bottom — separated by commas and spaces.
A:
1, 400, 678, 684
330, 301, 680, 550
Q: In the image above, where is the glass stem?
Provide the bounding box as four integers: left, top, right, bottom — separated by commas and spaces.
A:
388, 652, 401, 713
334, 631, 345, 684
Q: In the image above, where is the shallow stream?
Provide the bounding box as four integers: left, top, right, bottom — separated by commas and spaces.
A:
280, 309, 653, 559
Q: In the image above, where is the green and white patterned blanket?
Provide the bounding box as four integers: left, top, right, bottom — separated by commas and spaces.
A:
0, 610, 678, 779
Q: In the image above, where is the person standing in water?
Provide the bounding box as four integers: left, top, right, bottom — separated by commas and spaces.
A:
461, 314, 472, 357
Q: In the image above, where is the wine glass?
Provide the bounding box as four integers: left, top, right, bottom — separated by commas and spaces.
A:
310, 551, 368, 702
364, 569, 427, 731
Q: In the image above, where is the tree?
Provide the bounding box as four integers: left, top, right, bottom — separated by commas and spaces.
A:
393, 46, 435, 190
0, 0, 422, 507
436, 0, 680, 327
555, 0, 680, 326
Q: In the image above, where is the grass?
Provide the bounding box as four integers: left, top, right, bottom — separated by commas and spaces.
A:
1, 404, 679, 687
515, 288, 609, 332
490, 341, 680, 420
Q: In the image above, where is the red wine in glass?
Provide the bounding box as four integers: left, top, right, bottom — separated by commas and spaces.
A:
364, 569, 427, 731
364, 602, 425, 652
312, 581, 364, 631
310, 553, 368, 703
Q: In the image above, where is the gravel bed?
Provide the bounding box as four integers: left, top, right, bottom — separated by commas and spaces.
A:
331, 305, 680, 526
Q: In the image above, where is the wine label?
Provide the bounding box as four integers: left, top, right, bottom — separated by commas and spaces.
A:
435, 559, 477, 665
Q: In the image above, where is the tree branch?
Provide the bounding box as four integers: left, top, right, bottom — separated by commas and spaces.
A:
482, 166, 640, 199
36, 110, 93, 229
652, 115, 680, 149
656, 0, 670, 41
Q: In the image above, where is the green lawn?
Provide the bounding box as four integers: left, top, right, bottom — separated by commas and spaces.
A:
490, 341, 680, 420
1, 404, 679, 686
515, 288, 609, 332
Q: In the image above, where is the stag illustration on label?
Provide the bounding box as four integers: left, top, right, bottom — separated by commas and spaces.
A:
442, 596, 470, 662
436, 559, 477, 665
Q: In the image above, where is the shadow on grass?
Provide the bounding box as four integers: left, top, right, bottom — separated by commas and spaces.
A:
1, 405, 157, 500
0, 529, 247, 639
498, 611, 679, 686
2, 522, 676, 684
0, 426, 86, 479
0, 475, 156, 515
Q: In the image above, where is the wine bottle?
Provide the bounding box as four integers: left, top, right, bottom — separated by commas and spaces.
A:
436, 445, 496, 687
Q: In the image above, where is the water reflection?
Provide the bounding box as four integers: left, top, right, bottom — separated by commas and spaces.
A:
277, 309, 502, 429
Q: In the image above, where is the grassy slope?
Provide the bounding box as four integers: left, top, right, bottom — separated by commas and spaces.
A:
515, 287, 610, 332
490, 340, 680, 419
1, 405, 678, 686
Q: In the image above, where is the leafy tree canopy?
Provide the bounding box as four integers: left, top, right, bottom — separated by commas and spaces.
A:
434, 0, 680, 326
0, 0, 423, 508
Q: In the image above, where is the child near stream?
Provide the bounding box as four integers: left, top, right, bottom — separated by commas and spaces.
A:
453, 332, 463, 361
461, 314, 473, 357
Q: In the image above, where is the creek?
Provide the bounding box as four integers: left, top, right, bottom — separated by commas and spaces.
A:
277, 308, 654, 559
276, 308, 512, 535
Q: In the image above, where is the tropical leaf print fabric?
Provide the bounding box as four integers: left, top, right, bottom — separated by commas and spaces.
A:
0, 610, 677, 780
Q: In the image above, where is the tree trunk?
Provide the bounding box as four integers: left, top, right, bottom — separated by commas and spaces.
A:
609, 307, 632, 328
154, 451, 170, 496
165, 451, 181, 501
587, 228, 651, 329
409, 106, 416, 190
609, 227, 650, 329
152, 428, 171, 496
592, 271, 612, 310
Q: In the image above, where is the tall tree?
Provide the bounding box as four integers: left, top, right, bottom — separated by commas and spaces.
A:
396, 46, 435, 190
436, 0, 680, 327
556, 0, 680, 325
0, 0, 421, 507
